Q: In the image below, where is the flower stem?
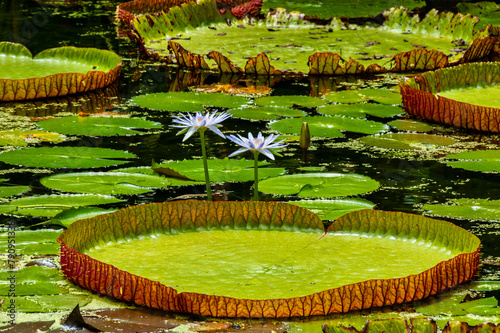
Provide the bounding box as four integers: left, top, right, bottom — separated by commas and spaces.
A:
199, 129, 212, 201
253, 151, 259, 201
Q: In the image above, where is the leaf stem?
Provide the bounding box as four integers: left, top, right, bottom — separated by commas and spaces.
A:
199, 129, 212, 201
253, 151, 259, 201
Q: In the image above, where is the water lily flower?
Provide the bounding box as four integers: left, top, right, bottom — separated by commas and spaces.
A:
170, 111, 231, 201
227, 132, 287, 160
227, 132, 287, 200
171, 111, 231, 141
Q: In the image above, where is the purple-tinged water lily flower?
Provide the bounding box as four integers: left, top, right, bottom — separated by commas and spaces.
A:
227, 132, 287, 200
226, 132, 287, 160
170, 111, 231, 201
171, 111, 231, 141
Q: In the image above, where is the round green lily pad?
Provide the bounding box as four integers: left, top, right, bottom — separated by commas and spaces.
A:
288, 199, 375, 220
270, 116, 388, 137
359, 133, 455, 150
258, 172, 380, 198
0, 129, 66, 146
444, 150, 500, 173
0, 146, 136, 169
228, 106, 306, 120
0, 179, 30, 198
131, 91, 250, 112
423, 198, 500, 221
0, 194, 122, 217
0, 229, 62, 255
437, 84, 500, 109
40, 172, 173, 195
50, 207, 117, 228
357, 89, 402, 105
388, 119, 435, 132
36, 116, 162, 136
324, 90, 364, 104
254, 95, 327, 108
318, 103, 404, 118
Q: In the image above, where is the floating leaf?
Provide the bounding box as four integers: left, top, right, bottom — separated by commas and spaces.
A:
254, 95, 327, 108
0, 179, 30, 198
228, 106, 306, 120
270, 116, 388, 137
0, 147, 135, 169
58, 202, 480, 318
0, 194, 122, 217
0, 42, 121, 101
324, 89, 402, 105
50, 207, 117, 228
0, 129, 66, 146
0, 229, 62, 255
388, 119, 435, 132
131, 91, 250, 112
288, 199, 375, 220
40, 172, 173, 195
423, 198, 500, 221
259, 172, 380, 198
0, 266, 67, 296
3, 295, 90, 313
444, 149, 500, 173
359, 133, 456, 150
36, 116, 162, 136
318, 103, 404, 118
324, 90, 364, 104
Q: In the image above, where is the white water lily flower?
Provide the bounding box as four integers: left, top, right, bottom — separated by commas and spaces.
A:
227, 132, 287, 160
170, 111, 231, 141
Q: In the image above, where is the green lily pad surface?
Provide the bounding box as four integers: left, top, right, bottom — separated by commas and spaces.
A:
0, 179, 30, 198
324, 89, 402, 105
360, 133, 456, 149
388, 119, 435, 132
445, 150, 500, 173
254, 95, 327, 108
40, 172, 173, 195
423, 198, 500, 221
270, 116, 388, 138
36, 116, 162, 136
50, 207, 116, 228
131, 91, 250, 112
437, 84, 500, 109
318, 103, 404, 118
288, 199, 375, 220
0, 229, 62, 255
0, 194, 122, 217
0, 147, 135, 169
228, 106, 306, 120
259, 172, 380, 197
0, 130, 66, 146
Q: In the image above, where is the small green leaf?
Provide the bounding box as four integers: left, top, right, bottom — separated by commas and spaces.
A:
254, 95, 327, 108
0, 229, 62, 255
360, 133, 455, 149
388, 119, 435, 132
228, 106, 306, 120
445, 150, 500, 173
318, 103, 403, 118
423, 198, 500, 221
288, 199, 375, 220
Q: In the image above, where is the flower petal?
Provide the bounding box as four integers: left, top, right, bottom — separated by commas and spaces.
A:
260, 148, 276, 160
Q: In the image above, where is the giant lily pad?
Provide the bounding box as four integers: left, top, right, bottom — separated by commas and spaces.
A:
0, 42, 121, 101
0, 147, 135, 169
401, 62, 500, 132
36, 116, 162, 136
258, 172, 380, 197
128, 1, 497, 75
444, 149, 500, 173
58, 201, 480, 318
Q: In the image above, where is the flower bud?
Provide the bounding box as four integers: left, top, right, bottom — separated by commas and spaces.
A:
299, 122, 310, 150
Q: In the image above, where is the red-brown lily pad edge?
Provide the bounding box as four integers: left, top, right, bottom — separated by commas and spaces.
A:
0, 42, 121, 102
401, 62, 500, 132
58, 200, 480, 318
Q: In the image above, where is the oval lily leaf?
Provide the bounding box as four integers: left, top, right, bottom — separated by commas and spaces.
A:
0, 42, 121, 101
254, 95, 327, 108
0, 129, 66, 146
0, 194, 122, 217
131, 91, 250, 112
5, 295, 91, 313
423, 198, 500, 221
388, 119, 435, 132
0, 179, 30, 198
0, 147, 136, 169
113, 167, 203, 186
259, 172, 380, 198
0, 229, 62, 255
0, 266, 67, 296
270, 116, 388, 137
288, 199, 375, 220
324, 90, 364, 104
154, 158, 286, 183
228, 106, 306, 121
50, 207, 117, 228
318, 103, 404, 118
357, 88, 403, 105
444, 150, 500, 173
36, 116, 162, 136
40, 172, 173, 195
59, 202, 480, 318
360, 133, 456, 150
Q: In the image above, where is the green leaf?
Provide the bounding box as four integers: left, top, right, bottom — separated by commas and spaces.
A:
36, 116, 162, 136
0, 194, 122, 217
388, 119, 435, 132
0, 146, 136, 169
40, 172, 173, 195
131, 91, 250, 112
445, 150, 500, 173
0, 229, 62, 255
288, 199, 375, 220
0, 129, 66, 146
318, 103, 404, 118
270, 116, 388, 138
259, 172, 380, 198
228, 106, 306, 121
0, 181, 30, 198
423, 198, 500, 221
359, 133, 456, 150
254, 95, 327, 108
50, 207, 117, 228
324, 90, 364, 104
2, 295, 90, 313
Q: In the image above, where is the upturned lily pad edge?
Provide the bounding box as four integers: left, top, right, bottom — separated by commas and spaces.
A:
58, 201, 480, 318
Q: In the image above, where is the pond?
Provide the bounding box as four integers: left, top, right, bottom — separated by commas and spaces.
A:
1, 0, 500, 332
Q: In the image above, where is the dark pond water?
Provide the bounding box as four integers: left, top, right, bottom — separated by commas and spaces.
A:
1, 0, 500, 329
